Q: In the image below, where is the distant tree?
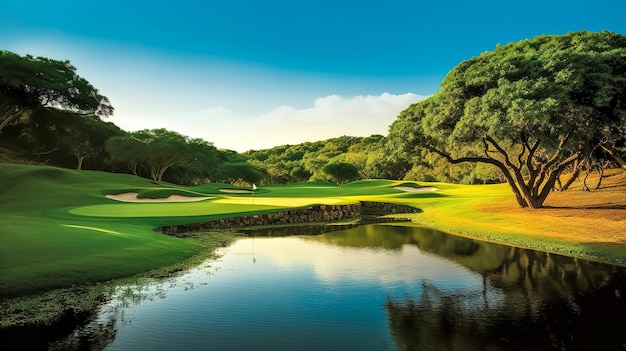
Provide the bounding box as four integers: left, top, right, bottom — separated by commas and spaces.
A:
56, 113, 121, 170
265, 160, 292, 184
105, 135, 146, 176
374, 155, 413, 180
323, 162, 359, 185
218, 162, 263, 185
168, 138, 223, 185
5, 106, 121, 169
290, 165, 312, 182
389, 31, 626, 208
0, 50, 113, 133
106, 129, 191, 184
245, 134, 422, 184
304, 153, 331, 181
132, 129, 190, 184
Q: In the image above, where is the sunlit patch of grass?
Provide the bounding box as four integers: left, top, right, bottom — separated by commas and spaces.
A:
213, 196, 348, 207
401, 172, 626, 265
2, 161, 625, 326
61, 224, 123, 235
69, 201, 281, 217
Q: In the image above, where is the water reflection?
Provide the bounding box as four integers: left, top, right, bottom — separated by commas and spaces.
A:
386, 267, 626, 351
40, 224, 625, 351
279, 224, 626, 350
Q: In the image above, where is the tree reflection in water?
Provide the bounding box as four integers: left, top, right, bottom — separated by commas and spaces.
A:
385, 228, 626, 351
21, 224, 626, 351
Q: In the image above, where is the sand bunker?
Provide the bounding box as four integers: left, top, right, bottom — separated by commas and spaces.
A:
106, 192, 212, 203
394, 186, 438, 193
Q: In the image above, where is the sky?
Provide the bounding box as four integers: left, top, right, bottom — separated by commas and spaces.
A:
2, 1, 625, 152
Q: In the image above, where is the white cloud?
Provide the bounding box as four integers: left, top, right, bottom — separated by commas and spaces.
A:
174, 92, 427, 151
3, 36, 430, 152
226, 237, 479, 288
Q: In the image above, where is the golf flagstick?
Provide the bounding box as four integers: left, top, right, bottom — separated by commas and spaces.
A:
252, 183, 257, 206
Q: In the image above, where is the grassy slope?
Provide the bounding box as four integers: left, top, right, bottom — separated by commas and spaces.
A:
0, 165, 409, 298
0, 165, 203, 297
398, 170, 626, 265
1, 163, 625, 301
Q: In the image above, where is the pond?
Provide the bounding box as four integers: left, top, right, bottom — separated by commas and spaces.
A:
47, 224, 626, 350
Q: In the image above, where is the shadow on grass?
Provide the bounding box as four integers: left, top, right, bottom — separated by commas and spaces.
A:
542, 203, 626, 210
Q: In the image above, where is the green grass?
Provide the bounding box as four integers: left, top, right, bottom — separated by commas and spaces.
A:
1, 229, 239, 327
2, 162, 625, 304
2, 162, 626, 328
0, 163, 414, 299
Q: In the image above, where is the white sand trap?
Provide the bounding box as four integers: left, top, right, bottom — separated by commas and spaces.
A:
106, 192, 212, 203
219, 189, 252, 193
394, 186, 438, 193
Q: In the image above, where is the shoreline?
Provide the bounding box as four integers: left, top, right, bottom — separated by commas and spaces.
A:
3, 210, 625, 331
2, 169, 625, 330
0, 230, 239, 330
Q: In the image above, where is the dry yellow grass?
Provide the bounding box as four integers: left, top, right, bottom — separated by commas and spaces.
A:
479, 169, 626, 245
405, 168, 626, 265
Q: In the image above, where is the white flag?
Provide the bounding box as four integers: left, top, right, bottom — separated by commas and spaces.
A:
252, 183, 257, 190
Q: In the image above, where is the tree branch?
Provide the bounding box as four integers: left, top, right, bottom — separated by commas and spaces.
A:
537, 151, 582, 204
426, 142, 528, 207
544, 132, 572, 170
600, 144, 626, 170
484, 135, 528, 192
0, 110, 25, 131
525, 138, 541, 193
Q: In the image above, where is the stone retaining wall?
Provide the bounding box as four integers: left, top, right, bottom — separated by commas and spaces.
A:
360, 201, 422, 216
156, 201, 421, 235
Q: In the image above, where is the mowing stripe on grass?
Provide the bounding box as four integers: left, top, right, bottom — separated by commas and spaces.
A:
61, 224, 123, 235
212, 197, 348, 207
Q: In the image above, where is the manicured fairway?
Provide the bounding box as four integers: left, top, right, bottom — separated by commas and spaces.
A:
0, 164, 420, 298
70, 201, 281, 217
2, 163, 625, 301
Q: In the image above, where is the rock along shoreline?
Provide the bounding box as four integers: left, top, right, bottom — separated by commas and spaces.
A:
155, 201, 422, 235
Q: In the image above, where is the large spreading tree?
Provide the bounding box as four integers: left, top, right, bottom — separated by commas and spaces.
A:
0, 50, 113, 132
389, 31, 626, 208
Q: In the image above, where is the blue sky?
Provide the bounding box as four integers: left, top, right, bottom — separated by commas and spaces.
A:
2, 0, 625, 151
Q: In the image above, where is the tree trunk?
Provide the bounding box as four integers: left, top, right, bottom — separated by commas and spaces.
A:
150, 163, 173, 184
595, 166, 604, 190
432, 136, 580, 209
559, 167, 580, 191
76, 155, 85, 170
593, 160, 610, 190
150, 168, 160, 184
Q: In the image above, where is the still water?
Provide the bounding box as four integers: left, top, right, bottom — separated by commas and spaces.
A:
52, 224, 625, 350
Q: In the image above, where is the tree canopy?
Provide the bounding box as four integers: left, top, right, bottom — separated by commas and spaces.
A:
323, 161, 360, 185
105, 128, 263, 185
0, 50, 113, 132
245, 135, 407, 184
106, 129, 193, 184
389, 31, 626, 208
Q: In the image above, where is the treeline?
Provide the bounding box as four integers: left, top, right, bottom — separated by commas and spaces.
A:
6, 31, 624, 192
0, 107, 262, 185
0, 103, 504, 186
245, 135, 505, 185
246, 135, 407, 184
0, 46, 493, 186
0, 49, 509, 186
105, 128, 262, 185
